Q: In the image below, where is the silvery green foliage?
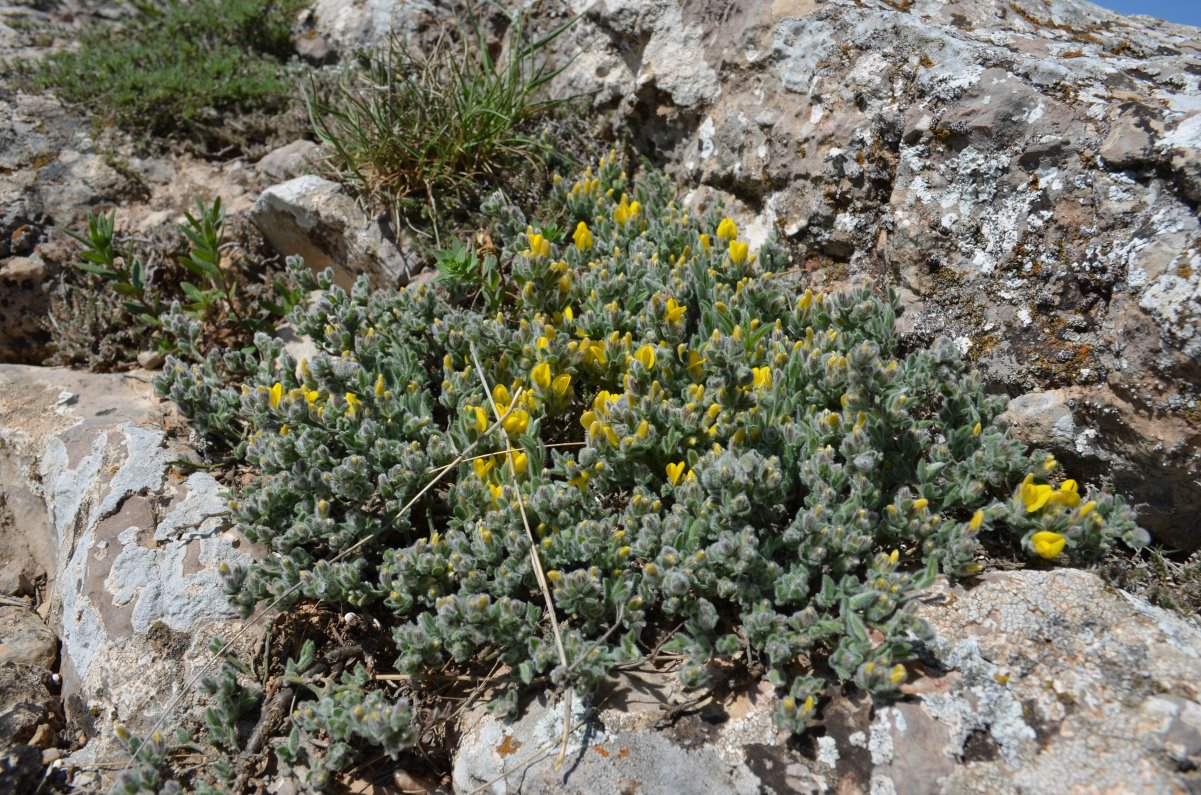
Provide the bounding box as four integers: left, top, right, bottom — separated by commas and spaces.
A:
158, 155, 1146, 765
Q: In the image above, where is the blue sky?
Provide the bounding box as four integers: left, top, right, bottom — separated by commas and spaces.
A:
1090, 0, 1201, 27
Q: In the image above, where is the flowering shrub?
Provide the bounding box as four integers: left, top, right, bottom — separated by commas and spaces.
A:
156, 153, 1147, 774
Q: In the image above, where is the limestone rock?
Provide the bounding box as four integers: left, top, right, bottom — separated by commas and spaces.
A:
0, 255, 51, 366
451, 569, 1201, 794
0, 365, 252, 770
0, 597, 57, 670
255, 139, 320, 183
0, 662, 58, 753
549, 0, 1201, 549
253, 175, 422, 290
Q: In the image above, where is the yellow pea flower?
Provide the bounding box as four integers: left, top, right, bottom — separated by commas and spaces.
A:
580, 410, 598, 429
374, 373, 386, 398
634, 344, 656, 370
912, 498, 928, 511
613, 194, 640, 225
1077, 501, 1097, 518
468, 405, 488, 433
1047, 479, 1082, 509
1020, 474, 1054, 513
728, 240, 749, 264
527, 233, 550, 258
502, 409, 530, 436
664, 297, 687, 324
699, 233, 712, 251
510, 452, 528, 475
635, 419, 651, 439
493, 384, 511, 406
489, 482, 503, 506
666, 461, 686, 486
269, 382, 283, 409
552, 373, 572, 397
1030, 531, 1066, 559
969, 510, 985, 530
344, 392, 361, 417
752, 366, 773, 389
532, 362, 552, 391
716, 218, 738, 241
573, 221, 593, 250
889, 664, 907, 685
473, 457, 495, 481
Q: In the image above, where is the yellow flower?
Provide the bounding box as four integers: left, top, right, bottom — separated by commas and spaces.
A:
1030, 531, 1066, 559
552, 373, 572, 398
473, 457, 495, 481
699, 233, 712, 251
889, 664, 907, 685
666, 461, 686, 486
502, 409, 530, 436
728, 240, 749, 264
573, 221, 593, 250
374, 373, 386, 398
634, 344, 656, 370
1077, 501, 1097, 518
279, 424, 290, 436
344, 392, 361, 417
1020, 474, 1054, 513
1047, 479, 1081, 509
580, 409, 598, 429
510, 452, 528, 475
969, 510, 985, 530
532, 361, 552, 391
489, 482, 503, 506
752, 366, 773, 389
568, 471, 591, 489
972, 421, 982, 436
527, 232, 550, 258
613, 194, 640, 225
716, 218, 738, 241
468, 405, 488, 433
664, 297, 687, 324
912, 498, 929, 511
269, 382, 283, 409
493, 383, 511, 406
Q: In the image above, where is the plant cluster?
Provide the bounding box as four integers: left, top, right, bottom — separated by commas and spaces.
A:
31, 0, 304, 151
50, 199, 303, 371
156, 154, 1147, 781
306, 8, 579, 241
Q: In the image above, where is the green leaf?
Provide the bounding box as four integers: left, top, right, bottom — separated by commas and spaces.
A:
76, 262, 121, 278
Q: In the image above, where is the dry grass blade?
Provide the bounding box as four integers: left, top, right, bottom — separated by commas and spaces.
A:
466, 341, 576, 771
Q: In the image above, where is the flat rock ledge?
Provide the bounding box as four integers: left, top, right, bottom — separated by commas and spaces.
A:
453, 569, 1201, 794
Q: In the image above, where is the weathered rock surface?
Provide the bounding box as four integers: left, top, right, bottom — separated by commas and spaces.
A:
0, 365, 251, 772
453, 569, 1201, 794
541, 0, 1201, 549
253, 175, 422, 289
0, 596, 57, 670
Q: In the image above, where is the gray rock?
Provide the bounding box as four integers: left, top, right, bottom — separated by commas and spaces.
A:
550, 0, 1201, 549
452, 689, 771, 795
255, 140, 320, 183
253, 175, 422, 290
0, 365, 253, 768
452, 569, 1201, 794
0, 255, 50, 366
0, 662, 57, 753
304, 0, 445, 57
0, 597, 57, 670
